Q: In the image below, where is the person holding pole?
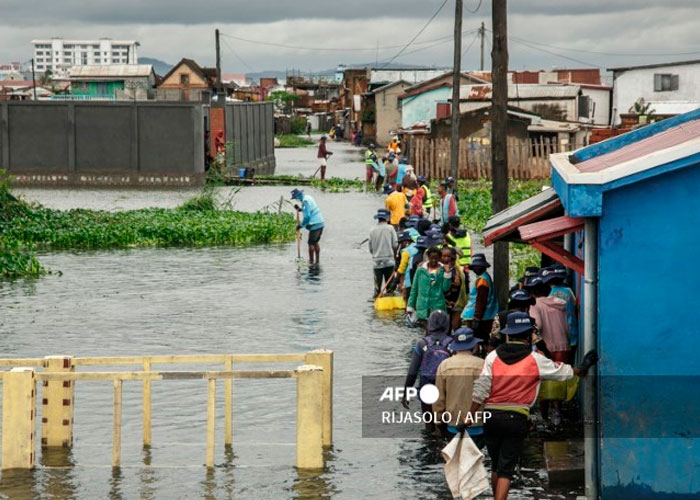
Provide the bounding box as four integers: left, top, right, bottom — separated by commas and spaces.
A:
369, 209, 398, 298
291, 188, 324, 266
317, 135, 333, 180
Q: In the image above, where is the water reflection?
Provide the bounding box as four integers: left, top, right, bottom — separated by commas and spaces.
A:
0, 469, 40, 499
292, 468, 334, 500
108, 467, 124, 500
139, 447, 156, 500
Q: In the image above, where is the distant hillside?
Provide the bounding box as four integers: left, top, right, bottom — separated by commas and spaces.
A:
140, 57, 173, 76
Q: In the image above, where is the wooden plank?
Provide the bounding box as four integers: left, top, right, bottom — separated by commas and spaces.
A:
143, 360, 151, 447
224, 358, 233, 447
532, 241, 585, 276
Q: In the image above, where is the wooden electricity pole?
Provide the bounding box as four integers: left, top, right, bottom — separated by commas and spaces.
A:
450, 0, 463, 181
491, 0, 509, 309
215, 29, 223, 94
479, 22, 486, 72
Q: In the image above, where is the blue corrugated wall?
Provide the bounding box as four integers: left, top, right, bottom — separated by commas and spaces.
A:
597, 164, 700, 498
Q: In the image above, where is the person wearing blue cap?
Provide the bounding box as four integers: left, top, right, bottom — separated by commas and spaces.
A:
466, 312, 599, 500
369, 209, 398, 298
402, 310, 454, 431
291, 188, 324, 265
489, 288, 550, 356
433, 327, 485, 445
461, 253, 499, 343
407, 245, 453, 323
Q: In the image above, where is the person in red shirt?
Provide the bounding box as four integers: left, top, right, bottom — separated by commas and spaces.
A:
409, 186, 424, 217
317, 136, 333, 180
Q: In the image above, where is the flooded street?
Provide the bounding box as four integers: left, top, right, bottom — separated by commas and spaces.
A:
1, 182, 581, 498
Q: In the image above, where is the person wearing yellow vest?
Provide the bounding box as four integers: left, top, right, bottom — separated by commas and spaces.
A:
417, 176, 435, 220
445, 215, 472, 270
365, 144, 379, 185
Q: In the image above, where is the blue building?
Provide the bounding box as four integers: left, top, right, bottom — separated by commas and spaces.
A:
484, 109, 700, 499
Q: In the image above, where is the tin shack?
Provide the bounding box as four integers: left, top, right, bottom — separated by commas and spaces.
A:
483, 109, 700, 499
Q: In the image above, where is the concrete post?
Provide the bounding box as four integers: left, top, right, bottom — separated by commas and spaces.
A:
112, 379, 123, 468
296, 365, 323, 470
41, 356, 74, 448
206, 378, 216, 468
2, 368, 36, 470
143, 360, 151, 447
224, 358, 233, 447
305, 350, 333, 448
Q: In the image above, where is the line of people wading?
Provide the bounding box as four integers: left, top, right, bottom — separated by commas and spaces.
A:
290, 141, 598, 500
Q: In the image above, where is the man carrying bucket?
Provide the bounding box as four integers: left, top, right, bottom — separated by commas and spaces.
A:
291, 188, 324, 266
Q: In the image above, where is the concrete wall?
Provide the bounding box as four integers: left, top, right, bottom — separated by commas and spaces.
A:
375, 82, 409, 145
225, 101, 275, 175
0, 101, 204, 186
612, 62, 700, 124
582, 87, 611, 126
401, 87, 451, 128
597, 165, 700, 498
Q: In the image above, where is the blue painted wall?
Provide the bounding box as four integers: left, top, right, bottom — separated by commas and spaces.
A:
597, 164, 700, 498
401, 87, 451, 128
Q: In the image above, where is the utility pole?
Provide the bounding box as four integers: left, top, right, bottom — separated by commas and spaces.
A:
215, 29, 223, 94
491, 0, 509, 310
450, 0, 463, 181
479, 22, 486, 72
31, 58, 37, 101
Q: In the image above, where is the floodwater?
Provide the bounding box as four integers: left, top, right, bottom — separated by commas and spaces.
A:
0, 182, 582, 499
274, 135, 365, 180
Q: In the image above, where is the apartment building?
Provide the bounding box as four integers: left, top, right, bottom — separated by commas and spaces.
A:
31, 38, 139, 76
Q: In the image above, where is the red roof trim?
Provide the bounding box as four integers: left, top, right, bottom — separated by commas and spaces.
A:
483, 198, 562, 246
518, 216, 585, 242
531, 241, 585, 276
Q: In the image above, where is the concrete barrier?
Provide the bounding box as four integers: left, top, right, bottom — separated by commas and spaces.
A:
0, 352, 332, 471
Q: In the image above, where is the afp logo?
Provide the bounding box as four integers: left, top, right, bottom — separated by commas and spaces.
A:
379, 384, 440, 405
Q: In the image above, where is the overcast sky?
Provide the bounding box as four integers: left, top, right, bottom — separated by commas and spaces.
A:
2, 0, 700, 75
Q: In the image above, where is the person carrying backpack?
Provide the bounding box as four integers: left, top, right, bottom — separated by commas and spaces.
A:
402, 310, 454, 431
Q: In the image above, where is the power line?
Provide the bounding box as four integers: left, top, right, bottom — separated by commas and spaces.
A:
398, 29, 478, 58
378, 0, 450, 69
220, 36, 256, 73
485, 29, 601, 68
464, 0, 483, 14
508, 34, 700, 58
219, 32, 453, 53
461, 30, 481, 64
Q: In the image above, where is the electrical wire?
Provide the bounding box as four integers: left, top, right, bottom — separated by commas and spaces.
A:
377, 0, 450, 69
398, 29, 478, 58
220, 32, 453, 53
461, 30, 481, 64
464, 0, 483, 14
508, 34, 700, 58
485, 29, 601, 68
221, 37, 256, 73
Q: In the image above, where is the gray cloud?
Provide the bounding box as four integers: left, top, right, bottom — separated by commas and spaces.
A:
2, 1, 700, 73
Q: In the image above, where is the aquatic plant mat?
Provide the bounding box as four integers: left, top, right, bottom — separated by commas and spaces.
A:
0, 176, 295, 278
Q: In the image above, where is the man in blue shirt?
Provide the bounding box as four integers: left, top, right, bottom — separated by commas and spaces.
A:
291, 188, 325, 265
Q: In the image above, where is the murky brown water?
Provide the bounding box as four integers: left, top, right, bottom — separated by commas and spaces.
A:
0, 186, 581, 499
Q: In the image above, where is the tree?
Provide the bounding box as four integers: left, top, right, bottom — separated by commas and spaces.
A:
39, 70, 53, 87
266, 90, 300, 114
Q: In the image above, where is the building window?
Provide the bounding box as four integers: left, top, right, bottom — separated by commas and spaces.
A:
180, 74, 189, 85
654, 73, 679, 92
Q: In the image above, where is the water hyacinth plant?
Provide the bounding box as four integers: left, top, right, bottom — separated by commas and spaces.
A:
0, 172, 295, 278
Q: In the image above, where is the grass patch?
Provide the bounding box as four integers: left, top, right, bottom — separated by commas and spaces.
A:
276, 135, 314, 148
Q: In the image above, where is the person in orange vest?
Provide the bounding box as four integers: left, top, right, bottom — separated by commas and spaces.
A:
464, 312, 598, 500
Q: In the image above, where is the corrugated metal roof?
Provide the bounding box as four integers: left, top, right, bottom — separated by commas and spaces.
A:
575, 118, 700, 173
460, 84, 581, 101
483, 188, 563, 245
69, 65, 153, 78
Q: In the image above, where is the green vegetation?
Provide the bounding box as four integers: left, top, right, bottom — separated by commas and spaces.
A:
0, 171, 295, 278
456, 179, 549, 232
276, 134, 314, 148
454, 179, 550, 279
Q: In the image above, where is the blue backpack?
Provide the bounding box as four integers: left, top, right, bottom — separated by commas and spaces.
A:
420, 335, 453, 384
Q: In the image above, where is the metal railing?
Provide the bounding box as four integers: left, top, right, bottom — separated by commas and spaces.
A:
0, 351, 333, 471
